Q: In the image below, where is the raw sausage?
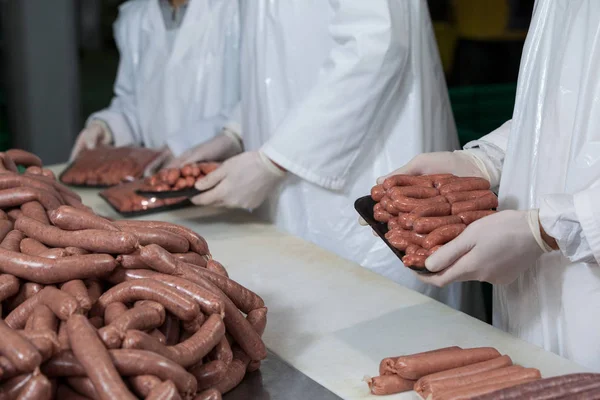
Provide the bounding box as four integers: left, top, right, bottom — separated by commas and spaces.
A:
410, 202, 452, 218
190, 360, 228, 391
383, 175, 433, 190
114, 220, 209, 255
194, 389, 222, 400
458, 210, 497, 225
15, 216, 138, 254
113, 268, 225, 316
99, 302, 166, 349
367, 374, 414, 395
444, 190, 491, 204
379, 347, 461, 376
16, 371, 52, 400
370, 185, 386, 202
388, 186, 439, 199
0, 187, 61, 211
451, 192, 498, 215
439, 177, 491, 196
0, 273, 20, 302
0, 248, 117, 284
61, 280, 93, 312
140, 244, 263, 313
123, 313, 225, 368
393, 347, 501, 380
5, 149, 43, 167
413, 215, 463, 234
20, 202, 50, 225
438, 378, 540, 400
423, 224, 466, 250
6, 287, 80, 329
405, 245, 429, 256
118, 226, 189, 253
392, 195, 448, 213
93, 279, 200, 322
67, 314, 136, 400
145, 380, 181, 400
473, 373, 600, 400
1, 230, 25, 252
19, 238, 49, 256
402, 254, 428, 268
414, 354, 513, 394
0, 320, 42, 372
48, 206, 118, 231
128, 375, 161, 398
425, 366, 532, 398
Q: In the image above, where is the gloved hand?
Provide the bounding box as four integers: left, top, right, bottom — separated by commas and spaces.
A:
376, 150, 491, 185
419, 209, 553, 286
69, 121, 113, 161
358, 151, 490, 227
191, 151, 286, 210
164, 130, 243, 169
143, 147, 174, 177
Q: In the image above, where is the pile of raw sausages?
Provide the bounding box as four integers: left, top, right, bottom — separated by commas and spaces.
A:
0, 149, 267, 399
371, 174, 498, 269
367, 346, 600, 399
61, 146, 161, 187
144, 163, 220, 192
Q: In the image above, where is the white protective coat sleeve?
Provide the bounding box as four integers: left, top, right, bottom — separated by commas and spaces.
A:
469, 120, 599, 265
463, 120, 512, 189
260, 0, 409, 190
86, 11, 142, 147
539, 189, 599, 265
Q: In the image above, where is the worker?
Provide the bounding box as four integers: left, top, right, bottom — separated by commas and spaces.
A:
379, 0, 600, 370
69, 0, 241, 173
170, 1, 486, 319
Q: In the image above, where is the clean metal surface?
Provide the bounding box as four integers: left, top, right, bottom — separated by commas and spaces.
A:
225, 350, 342, 400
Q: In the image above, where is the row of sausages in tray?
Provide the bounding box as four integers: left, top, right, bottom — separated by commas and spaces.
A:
367, 346, 600, 399
364, 174, 497, 272
0, 148, 267, 399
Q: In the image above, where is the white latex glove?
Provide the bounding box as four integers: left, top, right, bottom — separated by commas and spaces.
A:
376, 150, 491, 185
419, 210, 553, 286
164, 130, 243, 168
143, 147, 174, 177
191, 151, 286, 210
69, 120, 113, 161
358, 151, 490, 227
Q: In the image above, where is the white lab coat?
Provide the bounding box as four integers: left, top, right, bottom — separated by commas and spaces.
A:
89, 0, 240, 156
240, 1, 482, 316
465, 0, 600, 370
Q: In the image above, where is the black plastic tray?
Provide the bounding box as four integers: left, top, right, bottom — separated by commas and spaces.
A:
136, 187, 202, 199
354, 195, 433, 275
98, 192, 192, 218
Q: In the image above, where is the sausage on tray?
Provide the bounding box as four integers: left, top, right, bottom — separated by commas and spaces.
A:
451, 192, 498, 215
414, 354, 513, 394
367, 374, 415, 395
423, 224, 467, 250
393, 347, 501, 380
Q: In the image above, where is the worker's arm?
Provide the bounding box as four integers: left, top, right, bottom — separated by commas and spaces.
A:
261, 0, 410, 190
540, 189, 600, 264
86, 4, 142, 147
463, 119, 512, 189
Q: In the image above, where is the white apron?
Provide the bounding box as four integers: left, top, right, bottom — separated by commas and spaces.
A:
90, 0, 240, 156
240, 0, 484, 318
484, 0, 600, 370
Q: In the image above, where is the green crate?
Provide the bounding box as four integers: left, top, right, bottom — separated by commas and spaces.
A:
449, 84, 517, 146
